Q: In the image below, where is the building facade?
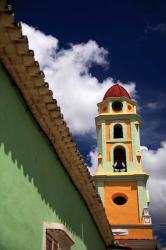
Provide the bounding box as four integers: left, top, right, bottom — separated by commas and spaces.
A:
0, 2, 114, 249
94, 84, 156, 250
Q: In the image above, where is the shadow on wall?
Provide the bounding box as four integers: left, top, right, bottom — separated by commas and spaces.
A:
0, 64, 104, 249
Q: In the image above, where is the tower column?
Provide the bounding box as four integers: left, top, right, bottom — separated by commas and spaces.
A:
94, 84, 156, 250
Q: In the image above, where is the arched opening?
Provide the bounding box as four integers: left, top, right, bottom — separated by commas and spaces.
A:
113, 146, 127, 172
112, 101, 123, 111
114, 124, 123, 138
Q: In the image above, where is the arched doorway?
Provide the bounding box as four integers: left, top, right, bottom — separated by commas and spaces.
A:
113, 146, 127, 172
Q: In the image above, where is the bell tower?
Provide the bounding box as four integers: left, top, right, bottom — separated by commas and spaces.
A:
94, 84, 156, 249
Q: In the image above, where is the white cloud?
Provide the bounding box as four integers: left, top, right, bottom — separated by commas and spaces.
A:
147, 102, 159, 110
87, 147, 98, 174
141, 142, 166, 223
147, 23, 166, 33
142, 141, 166, 179
22, 23, 59, 67
147, 101, 165, 110
140, 146, 148, 151
22, 22, 136, 135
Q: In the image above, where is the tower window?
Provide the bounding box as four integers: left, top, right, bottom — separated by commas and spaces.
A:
113, 146, 127, 172
114, 124, 123, 138
112, 101, 123, 111
113, 195, 127, 205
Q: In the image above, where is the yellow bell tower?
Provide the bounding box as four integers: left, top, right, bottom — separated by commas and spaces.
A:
94, 84, 156, 249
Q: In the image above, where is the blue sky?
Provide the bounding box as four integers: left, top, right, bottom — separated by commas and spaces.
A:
11, 0, 166, 248
11, 0, 166, 149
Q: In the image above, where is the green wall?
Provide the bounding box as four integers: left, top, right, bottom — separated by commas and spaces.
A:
0, 63, 106, 250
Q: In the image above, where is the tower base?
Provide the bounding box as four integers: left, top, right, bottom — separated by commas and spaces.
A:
115, 239, 156, 250
112, 224, 157, 250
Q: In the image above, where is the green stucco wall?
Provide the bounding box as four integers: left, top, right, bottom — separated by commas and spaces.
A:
0, 63, 106, 250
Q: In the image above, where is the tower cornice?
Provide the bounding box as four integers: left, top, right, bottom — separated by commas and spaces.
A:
97, 96, 137, 107
95, 113, 141, 122
93, 172, 149, 182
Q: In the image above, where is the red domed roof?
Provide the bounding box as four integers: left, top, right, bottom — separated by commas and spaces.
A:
103, 84, 131, 100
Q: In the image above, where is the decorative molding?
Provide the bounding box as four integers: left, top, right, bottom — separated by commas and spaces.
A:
111, 224, 153, 229
94, 172, 149, 181
95, 113, 141, 121
97, 96, 137, 106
